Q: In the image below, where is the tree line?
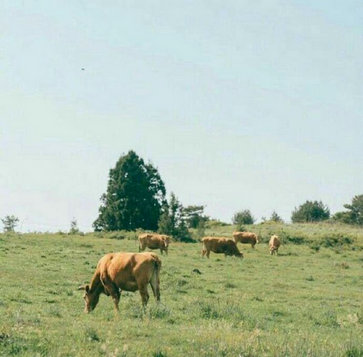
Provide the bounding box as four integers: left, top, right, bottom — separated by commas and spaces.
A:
2, 151, 362, 236
233, 198, 363, 226
93, 151, 363, 234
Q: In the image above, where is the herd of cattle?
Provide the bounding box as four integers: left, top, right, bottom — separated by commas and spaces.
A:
79, 231, 281, 313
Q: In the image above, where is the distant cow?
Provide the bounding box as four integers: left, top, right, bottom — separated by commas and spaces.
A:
233, 231, 259, 248
138, 233, 171, 255
269, 235, 281, 255
201, 237, 243, 259
78, 252, 161, 313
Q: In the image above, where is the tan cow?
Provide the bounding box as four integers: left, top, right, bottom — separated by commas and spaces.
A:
201, 237, 243, 258
233, 231, 259, 248
269, 235, 281, 255
138, 233, 171, 255
78, 252, 161, 313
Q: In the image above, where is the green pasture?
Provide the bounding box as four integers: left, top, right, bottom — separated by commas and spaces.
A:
0, 224, 362, 356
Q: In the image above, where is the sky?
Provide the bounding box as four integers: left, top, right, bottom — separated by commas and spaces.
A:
1, 0, 362, 232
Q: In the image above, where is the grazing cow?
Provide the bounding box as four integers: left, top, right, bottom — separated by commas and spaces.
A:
269, 235, 281, 255
160, 234, 171, 252
201, 237, 243, 258
233, 231, 259, 248
138, 233, 171, 255
78, 252, 161, 313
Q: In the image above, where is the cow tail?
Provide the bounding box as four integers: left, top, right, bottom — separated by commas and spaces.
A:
149, 255, 161, 301
153, 255, 162, 276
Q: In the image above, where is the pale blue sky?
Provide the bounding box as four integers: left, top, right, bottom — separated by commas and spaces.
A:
1, 1, 362, 232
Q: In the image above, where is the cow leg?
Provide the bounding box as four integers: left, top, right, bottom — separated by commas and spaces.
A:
102, 278, 120, 312
112, 289, 121, 311
108, 287, 120, 312
150, 274, 160, 302
206, 250, 210, 258
139, 286, 150, 308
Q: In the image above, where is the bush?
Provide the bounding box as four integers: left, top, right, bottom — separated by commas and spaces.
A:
270, 211, 284, 223
232, 210, 255, 225
333, 194, 363, 225
284, 234, 308, 245
309, 241, 321, 252
319, 234, 353, 248
291, 201, 330, 223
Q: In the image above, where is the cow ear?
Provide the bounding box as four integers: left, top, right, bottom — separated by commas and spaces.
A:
78, 284, 89, 291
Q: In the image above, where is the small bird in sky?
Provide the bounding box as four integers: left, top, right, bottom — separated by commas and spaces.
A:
81, 68, 85, 71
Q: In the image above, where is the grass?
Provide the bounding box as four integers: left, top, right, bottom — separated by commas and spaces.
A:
0, 223, 362, 356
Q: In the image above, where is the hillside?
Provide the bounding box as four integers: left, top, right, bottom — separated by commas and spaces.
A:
0, 224, 362, 356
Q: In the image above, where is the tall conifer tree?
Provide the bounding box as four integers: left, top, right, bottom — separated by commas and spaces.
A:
93, 151, 166, 231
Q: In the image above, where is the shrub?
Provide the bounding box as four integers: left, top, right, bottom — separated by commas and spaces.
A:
270, 211, 284, 223
291, 201, 330, 223
319, 234, 353, 248
333, 194, 363, 225
232, 210, 255, 225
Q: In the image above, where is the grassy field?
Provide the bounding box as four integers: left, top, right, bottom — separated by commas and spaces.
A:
0, 224, 362, 356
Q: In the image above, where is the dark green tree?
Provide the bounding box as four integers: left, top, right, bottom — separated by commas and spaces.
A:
232, 210, 255, 226
270, 211, 283, 223
93, 151, 166, 231
333, 194, 363, 225
183, 205, 209, 228
158, 193, 193, 242
69, 218, 80, 235
1, 215, 19, 232
291, 200, 330, 223
332, 211, 353, 224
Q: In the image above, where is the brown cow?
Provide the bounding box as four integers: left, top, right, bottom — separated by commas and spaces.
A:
201, 237, 243, 258
233, 231, 259, 248
269, 235, 281, 255
138, 233, 171, 255
78, 252, 161, 313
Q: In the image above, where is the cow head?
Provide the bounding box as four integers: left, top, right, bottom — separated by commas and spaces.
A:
161, 235, 170, 247
78, 284, 100, 313
235, 251, 244, 258
226, 241, 244, 258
